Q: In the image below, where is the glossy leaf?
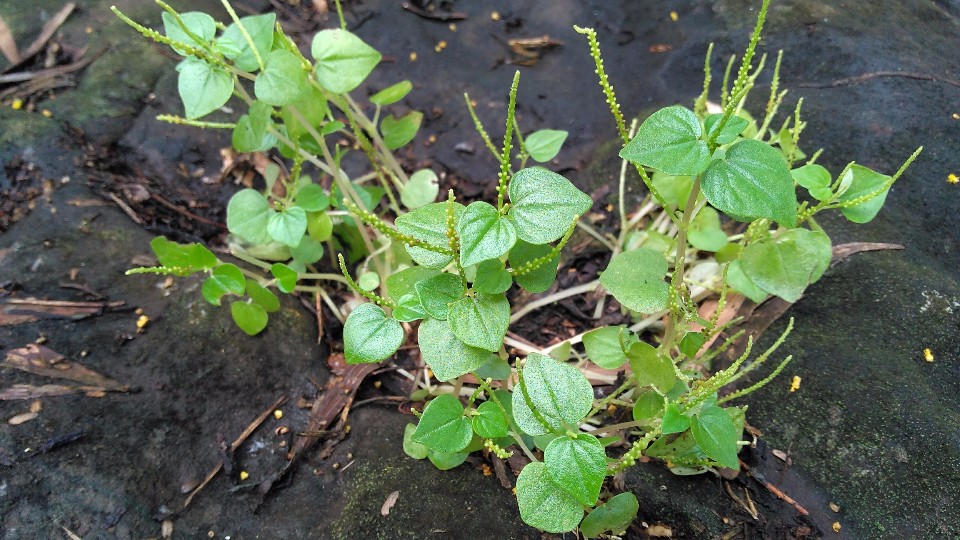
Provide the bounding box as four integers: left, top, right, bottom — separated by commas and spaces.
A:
627, 341, 676, 392
508, 167, 592, 244
704, 113, 749, 145
691, 404, 741, 469
701, 139, 798, 227
740, 228, 832, 302
232, 101, 274, 152
515, 462, 584, 533
457, 201, 517, 268
448, 293, 510, 352
370, 80, 413, 106
412, 394, 473, 453
544, 433, 606, 506
267, 207, 308, 247
255, 49, 309, 106
651, 171, 693, 208
342, 303, 404, 364
661, 401, 691, 434
311, 28, 381, 93
386, 266, 441, 300
393, 293, 427, 323
231, 301, 268, 336
270, 263, 298, 293
381, 111, 423, 150
176, 57, 233, 120
294, 184, 329, 212
357, 271, 379, 292
688, 206, 729, 252
838, 164, 891, 223
290, 236, 324, 265
600, 248, 669, 313
473, 355, 512, 381
400, 169, 439, 209
307, 211, 333, 242
512, 353, 593, 436
150, 236, 217, 272
583, 326, 637, 369
246, 279, 279, 313
579, 492, 640, 538
726, 259, 768, 303
201, 264, 245, 305
473, 259, 512, 295
619, 106, 709, 176
395, 202, 464, 269
417, 318, 490, 381
162, 12, 215, 55
427, 449, 469, 470
402, 422, 429, 459
508, 240, 559, 294
472, 401, 509, 439
524, 129, 568, 162
632, 389, 664, 424
791, 164, 831, 190
216, 13, 275, 72
227, 189, 275, 245
414, 273, 465, 320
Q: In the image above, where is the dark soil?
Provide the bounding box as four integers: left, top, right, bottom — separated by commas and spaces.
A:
1, 1, 957, 539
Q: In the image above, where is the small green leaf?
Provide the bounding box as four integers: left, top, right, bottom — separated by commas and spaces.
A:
679, 331, 707, 358
306, 211, 333, 242
386, 266, 441, 300
632, 389, 664, 424
162, 12, 215, 55
270, 263, 298, 293
512, 353, 593, 436
231, 301, 268, 336
627, 341, 676, 392
837, 164, 891, 223
415, 273, 465, 320
176, 57, 234, 120
395, 202, 464, 269
357, 271, 379, 292
691, 404, 741, 469
791, 164, 831, 190
393, 293, 427, 323
600, 248, 669, 313
232, 101, 274, 153
579, 492, 640, 538
381, 111, 423, 149
726, 259, 768, 303
473, 401, 509, 439
294, 184, 329, 212
412, 394, 473, 453
216, 13, 275, 72
473, 259, 512, 294
150, 236, 217, 272
651, 171, 693, 208
515, 462, 584, 533
370, 80, 413, 106
688, 206, 729, 252
474, 355, 511, 381
343, 303, 404, 364
290, 236, 324, 265
448, 293, 510, 352
508, 167, 591, 245
524, 129, 568, 162
418, 318, 490, 381
457, 201, 517, 268
701, 139, 798, 227
227, 189, 275, 245
403, 423, 429, 459
740, 228, 832, 302
400, 169, 439, 209
255, 49, 310, 106
201, 264, 245, 305
281, 85, 329, 140
246, 279, 280, 313
508, 240, 559, 294
544, 433, 606, 506
267, 207, 308, 247
583, 326, 637, 370
704, 113, 749, 145
427, 449, 469, 470
619, 106, 709, 176
661, 401, 691, 434
311, 28, 381, 93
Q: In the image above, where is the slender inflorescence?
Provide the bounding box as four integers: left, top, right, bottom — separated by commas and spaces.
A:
497, 71, 521, 210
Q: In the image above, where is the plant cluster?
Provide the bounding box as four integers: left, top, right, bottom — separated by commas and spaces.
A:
118, 0, 919, 536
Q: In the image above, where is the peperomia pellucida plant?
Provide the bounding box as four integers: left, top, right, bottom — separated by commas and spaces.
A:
116, 0, 922, 536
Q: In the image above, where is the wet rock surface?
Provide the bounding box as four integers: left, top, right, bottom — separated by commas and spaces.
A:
1, 0, 957, 538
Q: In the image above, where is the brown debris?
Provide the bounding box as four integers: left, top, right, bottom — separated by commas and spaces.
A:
0, 3, 76, 75
2, 343, 129, 392
1, 297, 126, 325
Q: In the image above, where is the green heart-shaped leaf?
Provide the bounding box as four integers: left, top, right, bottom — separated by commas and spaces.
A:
370, 80, 413, 106
381, 111, 423, 150
417, 318, 490, 381
472, 401, 509, 439
150, 236, 217, 273
508, 167, 592, 245
473, 259, 512, 295
515, 462, 583, 533
395, 202, 464, 269
162, 12, 216, 55
524, 129, 568, 162
457, 201, 517, 268
600, 248, 669, 313
582, 326, 637, 369
311, 28, 381, 93
400, 169, 439, 209
201, 263, 245, 305
415, 273, 465, 320
740, 228, 832, 302
448, 293, 510, 352
508, 240, 559, 294
231, 301, 268, 336
176, 57, 234, 120
691, 404, 741, 469
512, 353, 593, 436
255, 49, 310, 106
579, 492, 640, 538
227, 189, 275, 245
216, 13, 275, 72
627, 341, 677, 392
267, 207, 308, 248
343, 303, 404, 364
270, 263, 298, 293
544, 433, 606, 506
704, 113, 749, 145
412, 394, 473, 453
619, 106, 710, 176
837, 164, 891, 223
246, 279, 279, 313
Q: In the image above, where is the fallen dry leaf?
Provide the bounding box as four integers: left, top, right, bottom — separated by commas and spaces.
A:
381, 490, 400, 516
3, 344, 129, 391
647, 523, 673, 537
8, 411, 38, 425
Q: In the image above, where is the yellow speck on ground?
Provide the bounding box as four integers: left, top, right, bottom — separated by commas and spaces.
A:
12, 99, 23, 110
670, 10, 679, 21
273, 409, 283, 419
832, 521, 841, 533
789, 375, 801, 392
239, 471, 249, 481
41, 109, 52, 118
409, 51, 417, 62
947, 173, 959, 184
923, 348, 934, 362
829, 502, 840, 512
448, 23, 457, 32
953, 113, 960, 120
434, 40, 447, 53
481, 464, 492, 476
491, 11, 501, 21
136, 314, 150, 332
